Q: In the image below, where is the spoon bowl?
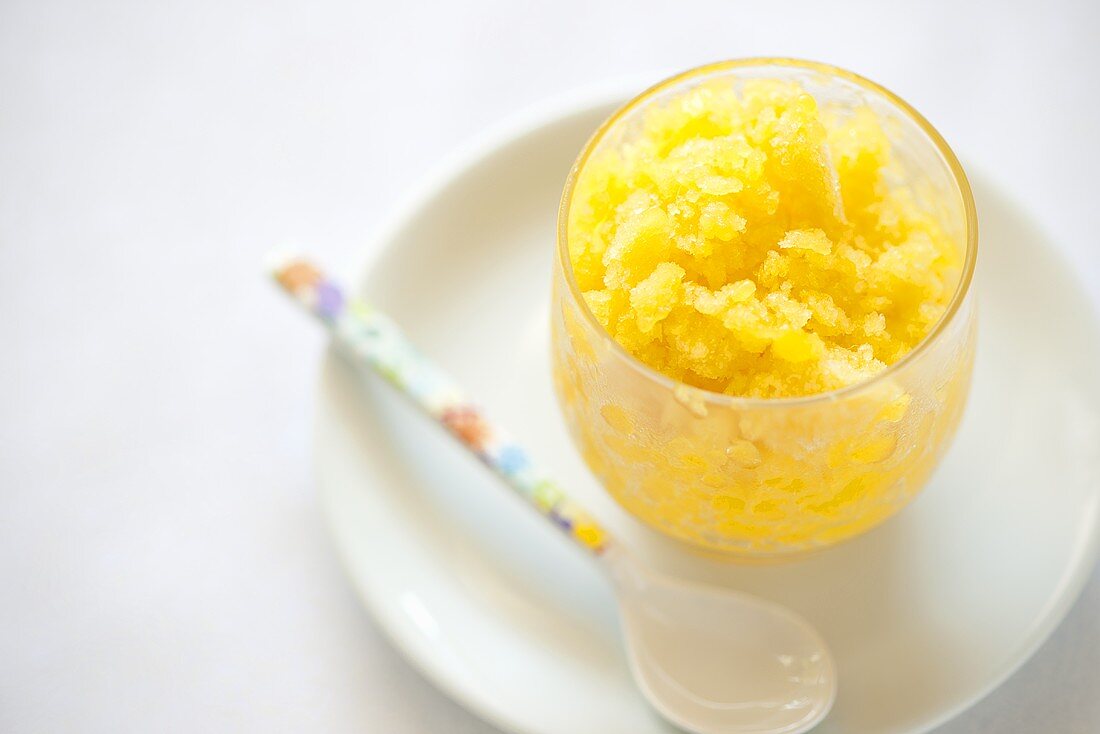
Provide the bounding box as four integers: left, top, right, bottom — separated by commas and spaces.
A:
609, 550, 834, 734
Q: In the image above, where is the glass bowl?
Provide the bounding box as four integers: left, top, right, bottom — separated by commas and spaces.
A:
550, 59, 978, 559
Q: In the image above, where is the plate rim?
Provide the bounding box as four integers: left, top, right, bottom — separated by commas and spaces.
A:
317, 81, 649, 734
312, 84, 1100, 734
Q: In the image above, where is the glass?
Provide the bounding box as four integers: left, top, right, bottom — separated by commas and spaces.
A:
550, 59, 978, 559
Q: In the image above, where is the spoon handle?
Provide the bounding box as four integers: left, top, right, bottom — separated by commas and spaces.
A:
269, 254, 611, 556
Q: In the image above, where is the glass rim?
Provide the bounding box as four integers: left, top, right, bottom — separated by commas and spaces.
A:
556, 57, 979, 409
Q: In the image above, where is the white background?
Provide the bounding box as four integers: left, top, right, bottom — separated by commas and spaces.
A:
2, 0, 1098, 732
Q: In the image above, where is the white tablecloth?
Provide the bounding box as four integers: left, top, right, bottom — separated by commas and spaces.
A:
2, 1, 1098, 731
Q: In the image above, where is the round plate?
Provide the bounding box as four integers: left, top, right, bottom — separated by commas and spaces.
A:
313, 88, 1100, 734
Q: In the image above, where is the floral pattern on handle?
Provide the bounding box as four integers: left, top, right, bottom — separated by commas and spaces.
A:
270, 255, 610, 555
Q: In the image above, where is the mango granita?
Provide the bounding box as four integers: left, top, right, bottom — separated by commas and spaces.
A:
566, 78, 962, 398
552, 62, 976, 557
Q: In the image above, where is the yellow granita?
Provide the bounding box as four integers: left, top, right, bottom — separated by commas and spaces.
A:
567, 78, 961, 398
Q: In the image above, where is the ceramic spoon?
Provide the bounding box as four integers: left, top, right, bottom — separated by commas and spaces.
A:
270, 255, 837, 734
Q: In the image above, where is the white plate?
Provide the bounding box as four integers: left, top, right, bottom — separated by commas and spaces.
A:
313, 88, 1100, 734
